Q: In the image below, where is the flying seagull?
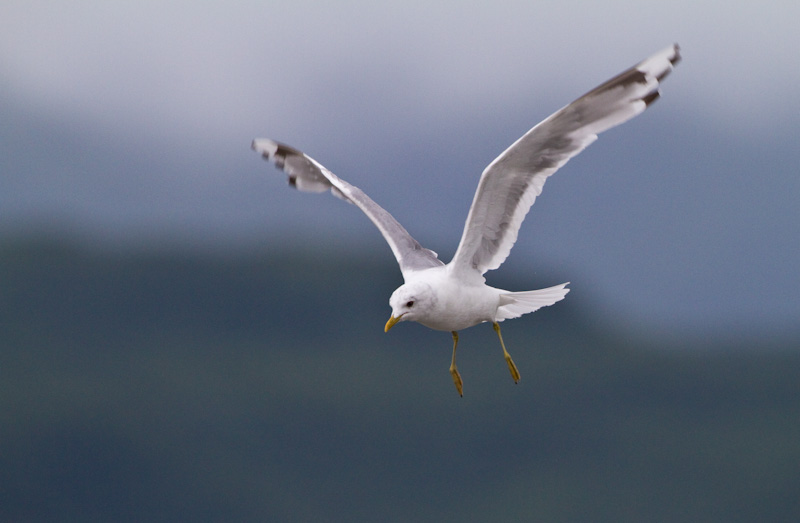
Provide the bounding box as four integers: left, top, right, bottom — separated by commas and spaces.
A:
253, 44, 680, 396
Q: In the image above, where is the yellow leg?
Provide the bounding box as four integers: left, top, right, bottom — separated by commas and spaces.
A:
450, 331, 463, 397
493, 322, 520, 384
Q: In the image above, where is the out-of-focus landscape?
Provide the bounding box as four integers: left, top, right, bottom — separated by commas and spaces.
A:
2, 237, 798, 521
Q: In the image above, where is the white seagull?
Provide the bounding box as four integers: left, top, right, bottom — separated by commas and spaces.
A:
253, 44, 680, 396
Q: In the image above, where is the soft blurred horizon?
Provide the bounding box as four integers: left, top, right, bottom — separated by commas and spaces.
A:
2, 239, 799, 521
3, 1, 799, 337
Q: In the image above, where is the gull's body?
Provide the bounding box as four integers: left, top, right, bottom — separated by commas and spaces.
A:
390, 266, 501, 332
386, 265, 571, 332
253, 44, 680, 395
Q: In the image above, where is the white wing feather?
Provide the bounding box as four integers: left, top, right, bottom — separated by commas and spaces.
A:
449, 44, 681, 278
252, 139, 444, 276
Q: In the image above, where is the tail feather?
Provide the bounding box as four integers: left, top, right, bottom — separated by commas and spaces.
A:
496, 283, 570, 321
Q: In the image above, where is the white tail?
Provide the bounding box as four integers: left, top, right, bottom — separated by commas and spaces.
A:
496, 283, 570, 321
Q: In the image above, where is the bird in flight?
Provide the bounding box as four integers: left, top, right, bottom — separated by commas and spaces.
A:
253, 44, 680, 396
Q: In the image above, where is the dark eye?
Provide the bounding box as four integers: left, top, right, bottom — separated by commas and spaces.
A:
406, 300, 414, 308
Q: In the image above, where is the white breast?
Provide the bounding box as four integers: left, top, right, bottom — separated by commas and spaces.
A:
410, 269, 502, 331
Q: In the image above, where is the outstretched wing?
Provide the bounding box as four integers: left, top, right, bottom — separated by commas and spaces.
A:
449, 44, 680, 278
252, 139, 444, 276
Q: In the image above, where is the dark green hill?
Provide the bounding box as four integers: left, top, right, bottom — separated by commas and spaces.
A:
1, 238, 798, 522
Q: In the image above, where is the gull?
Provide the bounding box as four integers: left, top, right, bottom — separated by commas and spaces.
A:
253, 44, 680, 396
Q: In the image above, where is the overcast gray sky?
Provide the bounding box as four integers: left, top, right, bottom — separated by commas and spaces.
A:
2, 1, 798, 338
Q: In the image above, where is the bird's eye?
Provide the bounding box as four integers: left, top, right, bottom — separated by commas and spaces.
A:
406, 300, 414, 308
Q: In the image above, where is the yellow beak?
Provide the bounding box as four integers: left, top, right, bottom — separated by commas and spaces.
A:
384, 314, 402, 332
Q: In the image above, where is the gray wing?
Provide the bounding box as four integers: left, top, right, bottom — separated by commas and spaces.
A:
252, 139, 444, 276
449, 44, 681, 278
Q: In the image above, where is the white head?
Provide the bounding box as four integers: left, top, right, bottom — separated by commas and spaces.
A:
384, 281, 437, 332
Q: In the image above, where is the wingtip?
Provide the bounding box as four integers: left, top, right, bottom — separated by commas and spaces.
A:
253, 139, 288, 166
639, 43, 682, 84
670, 43, 682, 66
251, 138, 276, 154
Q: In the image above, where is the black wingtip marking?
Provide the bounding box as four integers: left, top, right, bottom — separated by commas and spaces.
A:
587, 67, 649, 101
274, 142, 304, 158
288, 175, 297, 188
660, 44, 681, 81
642, 90, 661, 107
618, 68, 650, 89
671, 43, 682, 66
654, 45, 681, 82
272, 142, 306, 173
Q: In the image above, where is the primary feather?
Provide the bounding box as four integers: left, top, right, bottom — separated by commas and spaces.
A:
449, 44, 680, 278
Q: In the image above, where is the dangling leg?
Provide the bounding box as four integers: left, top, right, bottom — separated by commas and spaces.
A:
450, 331, 463, 396
493, 322, 520, 384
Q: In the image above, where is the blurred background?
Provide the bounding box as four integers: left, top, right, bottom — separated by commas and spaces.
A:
2, 1, 798, 521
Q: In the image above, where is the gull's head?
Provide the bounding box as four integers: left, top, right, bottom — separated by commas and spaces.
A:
385, 282, 436, 332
